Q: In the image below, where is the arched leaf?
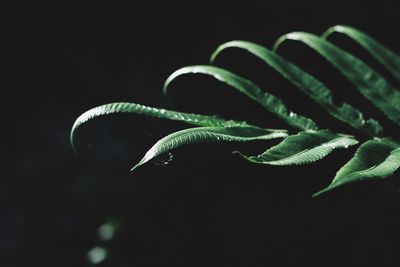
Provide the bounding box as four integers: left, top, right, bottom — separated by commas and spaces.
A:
235, 130, 358, 165
70, 102, 250, 153
70, 25, 400, 197
164, 65, 318, 131
314, 138, 400, 196
211, 40, 382, 136
131, 126, 288, 170
322, 25, 400, 82
273, 32, 400, 126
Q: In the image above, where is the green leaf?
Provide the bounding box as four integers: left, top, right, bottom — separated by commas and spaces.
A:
164, 65, 318, 131
131, 126, 288, 170
210, 40, 382, 136
70, 102, 249, 153
273, 32, 400, 126
314, 138, 400, 196
322, 25, 400, 82
235, 130, 358, 165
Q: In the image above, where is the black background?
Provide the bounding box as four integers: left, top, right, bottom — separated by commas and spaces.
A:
6, 1, 400, 266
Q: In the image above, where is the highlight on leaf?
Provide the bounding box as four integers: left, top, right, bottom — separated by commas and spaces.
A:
235, 130, 358, 165
131, 126, 288, 171
71, 102, 250, 153
164, 65, 318, 131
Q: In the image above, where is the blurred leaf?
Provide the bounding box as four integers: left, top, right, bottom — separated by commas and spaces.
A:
322, 25, 400, 82
274, 32, 400, 126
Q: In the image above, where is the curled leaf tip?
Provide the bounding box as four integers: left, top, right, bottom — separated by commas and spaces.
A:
130, 164, 141, 172
272, 34, 292, 51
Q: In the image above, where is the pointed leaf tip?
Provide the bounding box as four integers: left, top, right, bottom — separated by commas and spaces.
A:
130, 126, 288, 171
314, 138, 400, 196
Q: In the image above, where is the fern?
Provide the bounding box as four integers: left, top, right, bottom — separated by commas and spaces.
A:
71, 25, 400, 196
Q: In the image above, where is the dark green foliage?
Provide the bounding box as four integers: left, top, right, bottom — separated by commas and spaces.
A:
71, 25, 400, 196
274, 31, 400, 126
211, 40, 382, 136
